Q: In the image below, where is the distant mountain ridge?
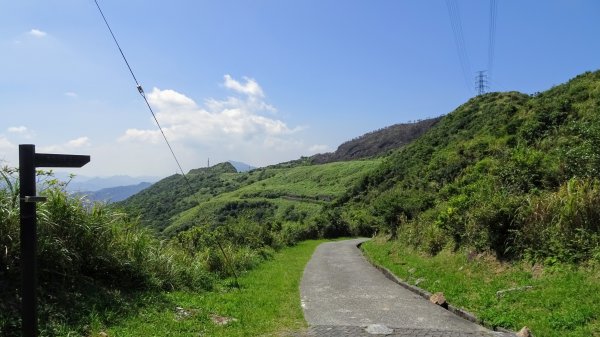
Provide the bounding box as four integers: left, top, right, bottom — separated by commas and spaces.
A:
228, 160, 256, 172
77, 182, 153, 203
310, 117, 442, 164
118, 162, 241, 231
56, 173, 160, 192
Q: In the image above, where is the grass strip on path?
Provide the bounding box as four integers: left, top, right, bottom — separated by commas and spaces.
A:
96, 240, 325, 337
361, 237, 600, 337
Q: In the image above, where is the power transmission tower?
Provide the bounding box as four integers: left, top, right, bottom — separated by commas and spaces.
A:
475, 70, 489, 95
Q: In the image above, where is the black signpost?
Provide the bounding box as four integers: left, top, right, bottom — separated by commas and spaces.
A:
19, 144, 90, 337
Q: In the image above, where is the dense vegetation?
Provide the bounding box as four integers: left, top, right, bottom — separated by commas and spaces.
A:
336, 71, 600, 263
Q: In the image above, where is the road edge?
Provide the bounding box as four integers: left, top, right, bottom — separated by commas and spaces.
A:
357, 240, 518, 337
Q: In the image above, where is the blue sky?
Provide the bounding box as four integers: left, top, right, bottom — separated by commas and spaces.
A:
1, 0, 599, 177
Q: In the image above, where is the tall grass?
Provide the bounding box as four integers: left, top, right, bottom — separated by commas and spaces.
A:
517, 178, 600, 263
0, 168, 214, 336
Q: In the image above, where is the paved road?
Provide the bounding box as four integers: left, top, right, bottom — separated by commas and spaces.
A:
298, 239, 512, 336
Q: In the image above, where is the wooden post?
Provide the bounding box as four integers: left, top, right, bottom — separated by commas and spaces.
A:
19, 145, 37, 337
18, 144, 90, 337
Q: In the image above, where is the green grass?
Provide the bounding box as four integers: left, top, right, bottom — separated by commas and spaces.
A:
95, 239, 325, 337
167, 160, 379, 233
361, 237, 600, 337
234, 160, 381, 199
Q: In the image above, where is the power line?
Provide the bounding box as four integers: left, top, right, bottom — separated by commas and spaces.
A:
92, 0, 240, 287
487, 0, 498, 89
445, 0, 473, 93
93, 0, 190, 189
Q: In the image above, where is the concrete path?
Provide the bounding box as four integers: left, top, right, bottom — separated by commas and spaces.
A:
299, 239, 512, 336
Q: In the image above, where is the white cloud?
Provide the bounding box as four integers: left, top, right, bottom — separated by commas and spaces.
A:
7, 126, 28, 134
308, 144, 331, 154
7, 126, 35, 139
0, 136, 14, 150
37, 137, 90, 154
116, 75, 324, 170
147, 88, 196, 111
0, 136, 17, 166
223, 74, 264, 98
66, 136, 90, 148
65, 92, 78, 98
28, 29, 47, 38
119, 129, 161, 144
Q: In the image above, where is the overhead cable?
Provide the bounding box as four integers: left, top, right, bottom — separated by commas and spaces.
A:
445, 0, 473, 93
92, 0, 240, 287
487, 0, 498, 88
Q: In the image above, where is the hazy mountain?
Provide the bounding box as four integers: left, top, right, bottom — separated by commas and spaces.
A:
228, 160, 256, 172
53, 173, 161, 192
77, 182, 153, 203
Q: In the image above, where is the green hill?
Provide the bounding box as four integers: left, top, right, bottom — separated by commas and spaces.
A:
117, 162, 239, 231
335, 70, 600, 262
165, 159, 380, 237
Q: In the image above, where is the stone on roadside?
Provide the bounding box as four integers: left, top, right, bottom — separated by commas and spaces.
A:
495, 286, 534, 298
429, 292, 448, 309
210, 314, 238, 326
365, 324, 394, 335
174, 306, 196, 321
516, 326, 532, 337
414, 278, 426, 286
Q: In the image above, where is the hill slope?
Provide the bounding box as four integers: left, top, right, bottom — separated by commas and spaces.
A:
310, 117, 441, 164
336, 70, 600, 262
165, 159, 380, 236
117, 162, 238, 231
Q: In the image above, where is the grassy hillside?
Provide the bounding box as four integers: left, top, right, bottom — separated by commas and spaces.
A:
117, 162, 239, 231
165, 160, 380, 238
336, 70, 600, 263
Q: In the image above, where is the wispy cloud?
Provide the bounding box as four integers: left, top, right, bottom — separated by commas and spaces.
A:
0, 136, 14, 150
0, 136, 16, 165
66, 136, 90, 148
308, 144, 331, 154
37, 137, 91, 155
223, 75, 264, 98
7, 126, 28, 134
7, 126, 35, 139
64, 92, 78, 98
28, 29, 47, 38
